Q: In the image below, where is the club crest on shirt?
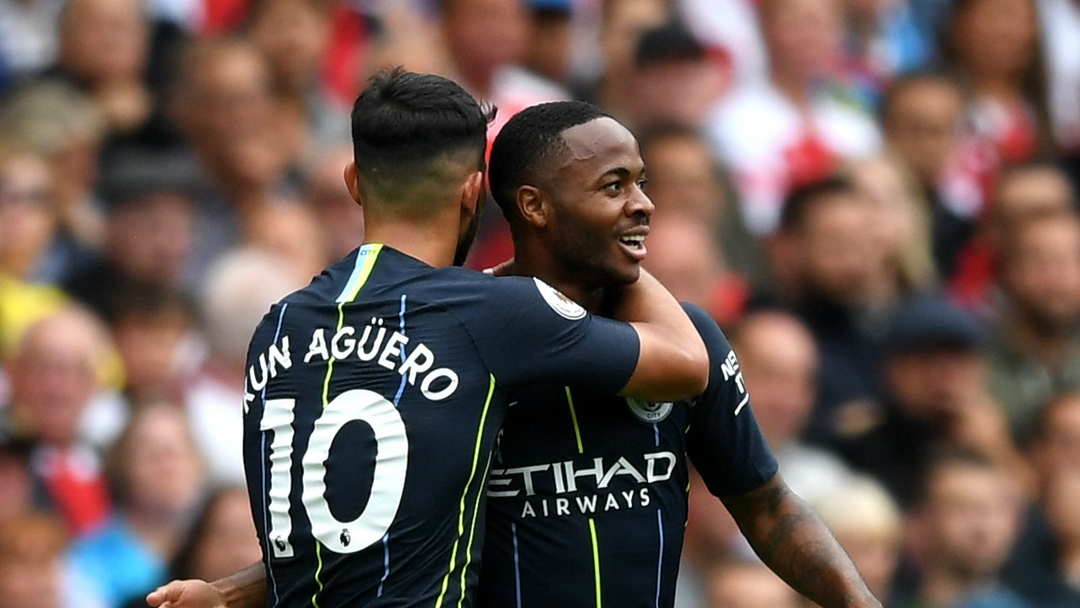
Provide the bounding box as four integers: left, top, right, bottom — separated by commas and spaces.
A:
626, 398, 674, 422
533, 278, 587, 320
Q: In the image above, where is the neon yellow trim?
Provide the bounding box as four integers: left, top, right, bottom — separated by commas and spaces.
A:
435, 374, 497, 608
312, 541, 325, 608
341, 243, 383, 303
456, 453, 494, 608
321, 244, 382, 405
588, 518, 602, 608
312, 246, 382, 606
565, 387, 584, 454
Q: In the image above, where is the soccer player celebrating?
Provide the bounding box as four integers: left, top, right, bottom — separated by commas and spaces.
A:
148, 92, 879, 607
479, 101, 879, 608
148, 70, 709, 608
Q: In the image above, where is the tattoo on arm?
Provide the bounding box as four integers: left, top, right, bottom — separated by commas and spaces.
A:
722, 476, 881, 608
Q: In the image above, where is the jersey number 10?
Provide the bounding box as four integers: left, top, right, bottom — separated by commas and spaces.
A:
260, 390, 409, 557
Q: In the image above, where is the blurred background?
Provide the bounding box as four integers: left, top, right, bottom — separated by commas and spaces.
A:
0, 0, 1079, 606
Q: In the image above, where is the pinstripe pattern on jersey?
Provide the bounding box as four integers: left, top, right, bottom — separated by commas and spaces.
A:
435, 374, 497, 608
312, 243, 384, 607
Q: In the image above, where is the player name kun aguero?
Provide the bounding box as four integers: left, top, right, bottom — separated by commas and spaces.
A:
244, 317, 460, 406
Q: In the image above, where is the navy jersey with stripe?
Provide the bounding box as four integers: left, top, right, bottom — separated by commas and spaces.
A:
241, 244, 639, 608
476, 304, 778, 608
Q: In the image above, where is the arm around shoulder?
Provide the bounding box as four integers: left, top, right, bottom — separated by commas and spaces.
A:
615, 270, 709, 401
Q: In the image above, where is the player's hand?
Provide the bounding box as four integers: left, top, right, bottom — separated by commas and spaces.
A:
485, 258, 516, 277
146, 579, 225, 608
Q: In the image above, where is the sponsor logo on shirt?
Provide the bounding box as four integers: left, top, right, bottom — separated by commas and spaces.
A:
488, 451, 677, 518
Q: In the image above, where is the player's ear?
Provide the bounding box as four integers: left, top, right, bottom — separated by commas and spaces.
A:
517, 185, 548, 228
343, 162, 363, 208
460, 170, 485, 217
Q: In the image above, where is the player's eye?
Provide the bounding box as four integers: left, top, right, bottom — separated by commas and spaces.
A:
603, 181, 622, 193
636, 178, 648, 191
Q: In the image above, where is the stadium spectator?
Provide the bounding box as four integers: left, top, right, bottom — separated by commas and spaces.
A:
642, 213, 747, 325
843, 153, 937, 306
702, 559, 801, 608
75, 281, 198, 454
624, 20, 728, 132
0, 81, 108, 250
246, 0, 350, 160
0, 147, 60, 283
1005, 393, 1080, 607
706, 0, 881, 235
988, 208, 1080, 441
815, 475, 904, 603
165, 486, 260, 583
170, 38, 297, 281
730, 310, 853, 505
638, 124, 769, 287
940, 0, 1051, 166
183, 248, 301, 485
118, 486, 260, 608
358, 0, 450, 81
950, 161, 1077, 313
836, 296, 1029, 507
440, 0, 567, 137
243, 201, 329, 285
900, 452, 1029, 608
49, 0, 153, 136
70, 403, 205, 608
677, 0, 767, 86
0, 307, 115, 534
0, 511, 106, 608
63, 152, 198, 317
880, 73, 987, 279
770, 178, 889, 449
304, 147, 365, 262
523, 0, 573, 86
579, 0, 672, 122
841, 0, 931, 107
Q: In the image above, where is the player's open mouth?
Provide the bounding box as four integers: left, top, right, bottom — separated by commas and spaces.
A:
618, 234, 647, 261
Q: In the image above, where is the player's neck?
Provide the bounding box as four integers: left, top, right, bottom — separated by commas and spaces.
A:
513, 252, 605, 312
363, 219, 460, 268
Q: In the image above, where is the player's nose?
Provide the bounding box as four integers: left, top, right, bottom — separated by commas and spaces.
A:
625, 187, 655, 218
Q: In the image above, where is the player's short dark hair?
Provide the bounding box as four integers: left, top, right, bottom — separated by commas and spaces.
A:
488, 100, 610, 220
351, 68, 495, 210
777, 175, 860, 233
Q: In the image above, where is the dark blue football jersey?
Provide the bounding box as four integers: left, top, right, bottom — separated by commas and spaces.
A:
241, 244, 641, 608
476, 304, 778, 608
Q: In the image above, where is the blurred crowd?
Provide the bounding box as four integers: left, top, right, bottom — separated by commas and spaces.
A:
1, 0, 1079, 607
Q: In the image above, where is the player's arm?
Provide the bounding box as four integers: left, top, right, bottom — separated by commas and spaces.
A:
146, 562, 266, 608
609, 268, 709, 399
474, 272, 707, 402
722, 476, 881, 608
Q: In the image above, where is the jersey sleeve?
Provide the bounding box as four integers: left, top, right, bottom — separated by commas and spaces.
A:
465, 276, 640, 394
684, 303, 778, 497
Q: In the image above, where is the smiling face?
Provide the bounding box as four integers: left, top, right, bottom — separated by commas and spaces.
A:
542, 117, 653, 288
